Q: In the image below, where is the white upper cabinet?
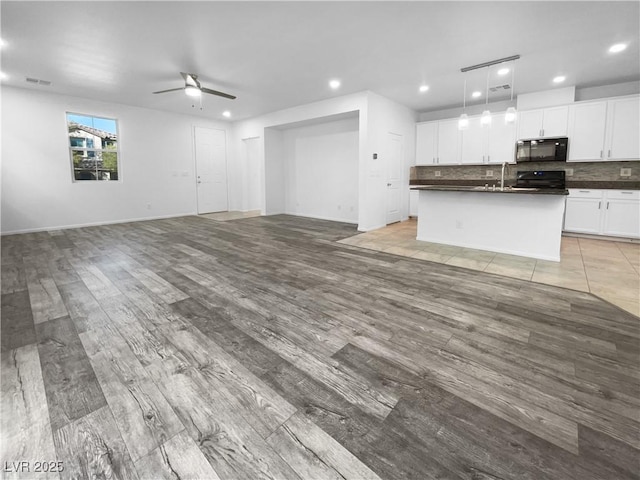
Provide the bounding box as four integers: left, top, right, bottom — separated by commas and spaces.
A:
415, 122, 438, 165
437, 119, 461, 165
460, 113, 516, 164
487, 113, 517, 164
606, 97, 640, 160
517, 106, 568, 139
415, 120, 460, 165
568, 95, 639, 162
460, 116, 487, 164
567, 101, 608, 161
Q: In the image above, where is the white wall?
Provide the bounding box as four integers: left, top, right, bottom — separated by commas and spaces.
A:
229, 92, 369, 219
283, 116, 359, 223
230, 90, 416, 231
364, 91, 417, 229
264, 128, 285, 215
1, 86, 229, 234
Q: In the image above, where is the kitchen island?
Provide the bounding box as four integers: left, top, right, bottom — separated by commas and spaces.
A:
412, 185, 569, 261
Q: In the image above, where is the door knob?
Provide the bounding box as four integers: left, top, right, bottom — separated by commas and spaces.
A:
387, 183, 392, 186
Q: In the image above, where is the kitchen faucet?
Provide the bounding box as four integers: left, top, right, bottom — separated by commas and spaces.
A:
501, 162, 508, 191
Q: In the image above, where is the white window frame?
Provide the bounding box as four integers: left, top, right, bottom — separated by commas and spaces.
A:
66, 112, 121, 182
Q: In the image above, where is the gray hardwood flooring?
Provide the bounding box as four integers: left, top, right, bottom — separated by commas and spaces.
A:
1, 214, 639, 479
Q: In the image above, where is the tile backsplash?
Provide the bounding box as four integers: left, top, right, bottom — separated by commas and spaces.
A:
411, 161, 640, 182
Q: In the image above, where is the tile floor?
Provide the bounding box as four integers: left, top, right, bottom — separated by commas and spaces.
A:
339, 218, 640, 317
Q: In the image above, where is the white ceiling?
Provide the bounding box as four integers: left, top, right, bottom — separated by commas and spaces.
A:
1, 1, 638, 122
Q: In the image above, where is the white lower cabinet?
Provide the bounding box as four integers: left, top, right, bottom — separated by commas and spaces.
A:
409, 190, 419, 217
564, 189, 640, 238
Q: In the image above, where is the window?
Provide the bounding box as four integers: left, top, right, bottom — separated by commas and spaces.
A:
67, 113, 119, 181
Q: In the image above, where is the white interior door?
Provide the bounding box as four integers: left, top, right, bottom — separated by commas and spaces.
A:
386, 132, 403, 224
195, 127, 228, 214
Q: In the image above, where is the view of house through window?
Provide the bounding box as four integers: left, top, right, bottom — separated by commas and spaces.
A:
67, 113, 119, 181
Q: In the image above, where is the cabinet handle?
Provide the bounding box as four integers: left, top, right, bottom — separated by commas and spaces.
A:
598, 201, 601, 209
482, 155, 485, 163
608, 149, 611, 158
540, 129, 544, 137
487, 155, 490, 162
600, 150, 603, 159
437, 157, 440, 164
606, 201, 610, 209
579, 190, 590, 193
621, 191, 633, 194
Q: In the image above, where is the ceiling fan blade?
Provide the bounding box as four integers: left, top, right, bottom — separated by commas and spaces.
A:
180, 72, 199, 88
152, 87, 185, 94
201, 87, 236, 100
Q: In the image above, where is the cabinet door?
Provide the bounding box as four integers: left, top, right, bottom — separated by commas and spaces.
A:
460, 116, 487, 164
606, 97, 640, 160
564, 197, 603, 234
567, 101, 607, 161
409, 190, 419, 217
487, 113, 517, 164
416, 122, 438, 165
517, 109, 544, 139
603, 199, 640, 238
541, 106, 569, 137
437, 119, 461, 164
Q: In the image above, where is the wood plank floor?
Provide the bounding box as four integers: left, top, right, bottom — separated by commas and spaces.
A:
1, 214, 639, 479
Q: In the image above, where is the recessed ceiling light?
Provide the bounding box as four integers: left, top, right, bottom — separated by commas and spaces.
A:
497, 68, 510, 76
222, 111, 231, 118
419, 85, 429, 93
553, 76, 566, 84
329, 79, 341, 90
609, 43, 627, 53
471, 91, 482, 98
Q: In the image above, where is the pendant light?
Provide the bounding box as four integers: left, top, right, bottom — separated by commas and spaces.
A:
458, 78, 469, 130
480, 66, 492, 127
505, 61, 517, 125
460, 55, 520, 127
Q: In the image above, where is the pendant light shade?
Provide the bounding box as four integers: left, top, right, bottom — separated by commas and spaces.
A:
481, 110, 492, 126
458, 113, 469, 130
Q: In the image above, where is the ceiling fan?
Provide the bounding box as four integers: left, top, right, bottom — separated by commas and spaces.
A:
152, 72, 236, 99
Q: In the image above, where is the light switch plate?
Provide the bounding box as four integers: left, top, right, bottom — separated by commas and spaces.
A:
565, 168, 574, 177
486, 170, 493, 177
435, 170, 441, 177
621, 168, 631, 177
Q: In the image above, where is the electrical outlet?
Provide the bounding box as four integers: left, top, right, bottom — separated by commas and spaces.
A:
565, 168, 574, 177
621, 167, 632, 177
486, 170, 493, 177
435, 170, 441, 177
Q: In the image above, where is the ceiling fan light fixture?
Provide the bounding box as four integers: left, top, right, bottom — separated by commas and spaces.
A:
185, 85, 201, 97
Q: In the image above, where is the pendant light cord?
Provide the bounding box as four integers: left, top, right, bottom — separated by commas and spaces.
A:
463, 78, 467, 111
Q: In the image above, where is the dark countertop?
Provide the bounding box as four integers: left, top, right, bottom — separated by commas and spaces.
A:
411, 185, 569, 195
409, 179, 640, 190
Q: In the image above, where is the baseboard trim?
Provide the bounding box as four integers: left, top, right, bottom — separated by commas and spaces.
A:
1, 212, 196, 236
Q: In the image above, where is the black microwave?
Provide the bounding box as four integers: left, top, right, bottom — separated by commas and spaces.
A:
516, 137, 568, 162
